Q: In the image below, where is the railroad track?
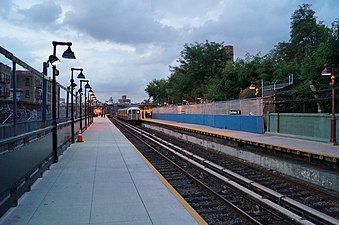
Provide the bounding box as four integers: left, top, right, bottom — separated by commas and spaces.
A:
112, 118, 339, 225
140, 124, 339, 219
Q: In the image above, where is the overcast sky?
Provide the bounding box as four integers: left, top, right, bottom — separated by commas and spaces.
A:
0, 0, 338, 103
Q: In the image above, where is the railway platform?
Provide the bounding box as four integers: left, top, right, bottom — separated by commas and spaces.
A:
142, 118, 339, 164
0, 117, 204, 225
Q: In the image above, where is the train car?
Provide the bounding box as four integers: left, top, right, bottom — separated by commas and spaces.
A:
116, 107, 141, 123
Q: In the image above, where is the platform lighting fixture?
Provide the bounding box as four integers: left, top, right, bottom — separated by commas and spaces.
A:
70, 68, 84, 143
321, 64, 337, 144
85, 82, 91, 89
249, 81, 257, 90
48, 55, 60, 66
249, 81, 259, 97
49, 41, 76, 163
70, 82, 77, 88
88, 88, 94, 95
77, 70, 85, 79
83, 81, 91, 129
321, 65, 332, 76
62, 46, 76, 59
78, 79, 89, 131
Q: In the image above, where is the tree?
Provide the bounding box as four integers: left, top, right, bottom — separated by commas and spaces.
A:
170, 41, 230, 102
145, 79, 168, 103
290, 4, 320, 60
272, 4, 334, 96
166, 71, 191, 103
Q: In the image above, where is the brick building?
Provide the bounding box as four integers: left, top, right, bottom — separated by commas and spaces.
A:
0, 62, 11, 100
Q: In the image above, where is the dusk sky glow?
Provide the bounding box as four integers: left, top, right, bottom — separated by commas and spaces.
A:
1, 0, 338, 103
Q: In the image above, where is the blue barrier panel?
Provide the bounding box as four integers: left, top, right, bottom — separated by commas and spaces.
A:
153, 113, 264, 134
185, 114, 204, 125
214, 115, 227, 129
204, 115, 215, 127
239, 115, 263, 133
225, 115, 241, 130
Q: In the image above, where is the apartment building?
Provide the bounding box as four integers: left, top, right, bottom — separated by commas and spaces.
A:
0, 62, 11, 100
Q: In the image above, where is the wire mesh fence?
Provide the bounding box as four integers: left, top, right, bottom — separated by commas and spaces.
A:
153, 98, 263, 116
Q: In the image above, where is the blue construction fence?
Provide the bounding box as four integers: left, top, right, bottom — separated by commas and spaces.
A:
153, 113, 263, 133
152, 99, 264, 134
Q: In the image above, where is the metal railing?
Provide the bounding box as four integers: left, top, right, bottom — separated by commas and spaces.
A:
0, 116, 93, 217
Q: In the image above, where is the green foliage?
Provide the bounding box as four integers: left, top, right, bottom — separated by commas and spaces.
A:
145, 4, 339, 105
145, 78, 168, 103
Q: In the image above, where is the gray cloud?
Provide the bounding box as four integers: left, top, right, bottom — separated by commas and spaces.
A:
184, 1, 297, 58
0, 0, 11, 16
18, 1, 62, 28
1, 0, 339, 103
63, 0, 179, 44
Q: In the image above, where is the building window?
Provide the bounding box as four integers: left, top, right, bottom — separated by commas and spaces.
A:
4, 87, 9, 96
25, 90, 30, 98
25, 77, 30, 86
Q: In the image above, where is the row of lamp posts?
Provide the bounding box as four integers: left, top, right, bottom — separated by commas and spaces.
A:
47, 41, 95, 163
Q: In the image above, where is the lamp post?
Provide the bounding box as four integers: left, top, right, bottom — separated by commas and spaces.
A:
88, 88, 94, 125
321, 64, 337, 144
75, 91, 78, 119
78, 86, 83, 132
91, 93, 97, 119
84, 81, 91, 129
78, 79, 88, 132
70, 68, 84, 143
49, 41, 76, 163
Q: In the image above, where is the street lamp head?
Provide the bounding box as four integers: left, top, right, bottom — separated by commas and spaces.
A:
321, 64, 332, 76
48, 55, 61, 66
78, 88, 83, 94
62, 46, 76, 59
71, 82, 77, 88
77, 70, 85, 79
85, 82, 91, 89
249, 81, 257, 90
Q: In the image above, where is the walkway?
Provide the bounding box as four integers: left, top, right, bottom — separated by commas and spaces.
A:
0, 117, 202, 225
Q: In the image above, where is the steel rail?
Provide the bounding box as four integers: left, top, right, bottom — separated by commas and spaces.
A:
137, 124, 339, 225
119, 120, 339, 225
115, 118, 262, 224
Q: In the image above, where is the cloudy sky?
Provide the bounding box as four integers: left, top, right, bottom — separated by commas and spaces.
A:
0, 0, 338, 103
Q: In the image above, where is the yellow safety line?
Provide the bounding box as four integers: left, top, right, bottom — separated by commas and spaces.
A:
271, 144, 339, 161
116, 125, 208, 225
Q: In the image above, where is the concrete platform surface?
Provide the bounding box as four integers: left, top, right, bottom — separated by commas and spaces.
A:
0, 117, 202, 225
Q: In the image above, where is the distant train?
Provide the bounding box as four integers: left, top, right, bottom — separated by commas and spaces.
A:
116, 107, 141, 123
